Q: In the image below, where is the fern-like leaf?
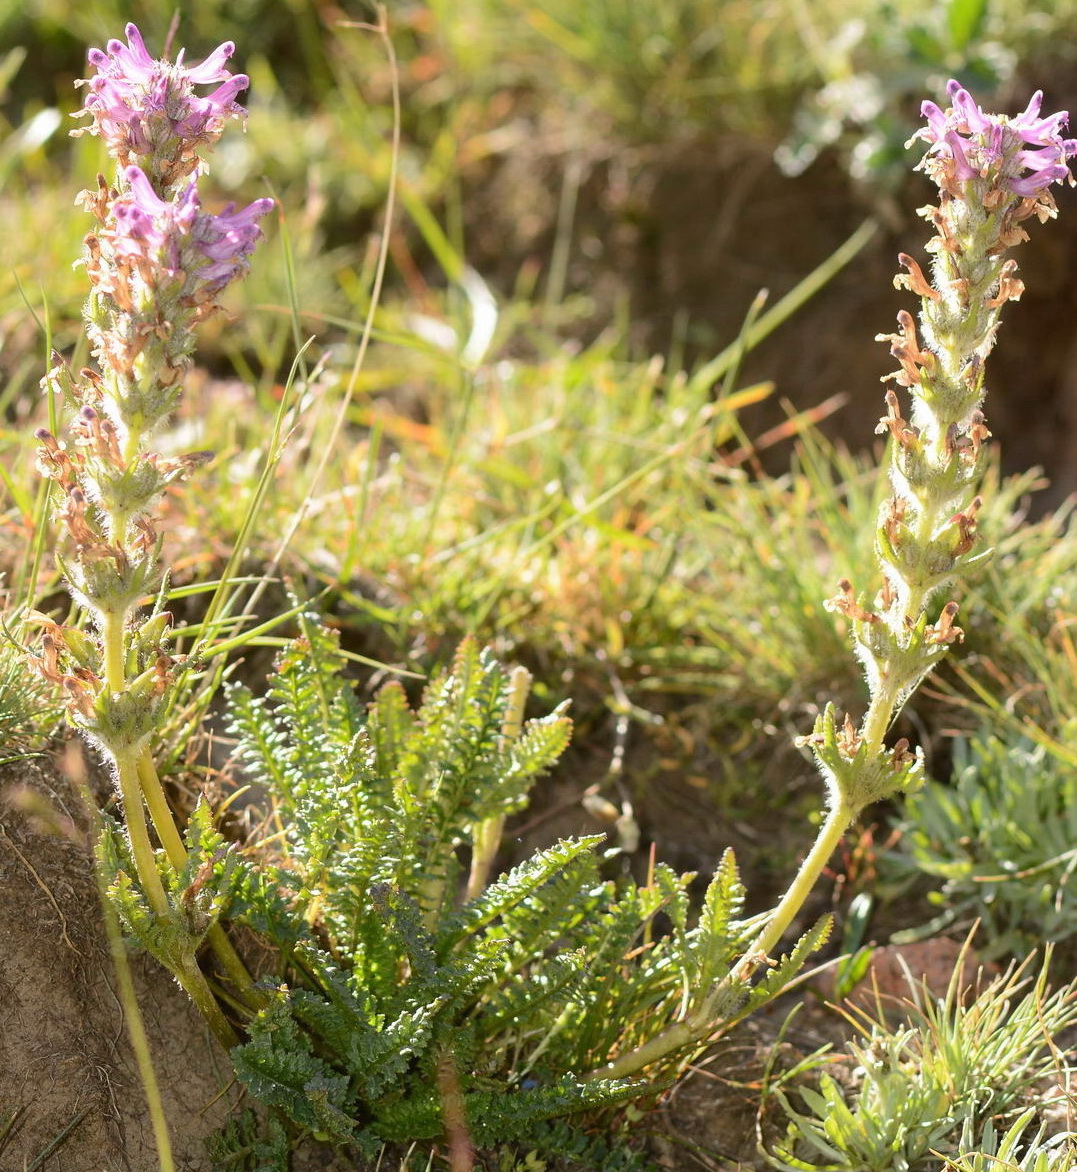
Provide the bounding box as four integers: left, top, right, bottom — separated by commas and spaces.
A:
742, 914, 832, 1019
206, 1109, 290, 1172
478, 704, 573, 820
287, 943, 445, 1100
435, 835, 605, 956
688, 847, 748, 990
231, 993, 358, 1144
465, 1075, 653, 1147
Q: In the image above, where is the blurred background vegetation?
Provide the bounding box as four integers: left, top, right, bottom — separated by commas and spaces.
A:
3, 0, 1077, 950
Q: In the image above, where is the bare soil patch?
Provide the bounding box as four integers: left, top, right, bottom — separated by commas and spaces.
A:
0, 754, 235, 1171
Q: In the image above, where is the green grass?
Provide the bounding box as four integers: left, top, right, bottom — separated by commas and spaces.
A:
767, 952, 1077, 1171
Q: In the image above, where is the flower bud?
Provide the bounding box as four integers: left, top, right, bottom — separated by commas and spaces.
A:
58, 625, 101, 671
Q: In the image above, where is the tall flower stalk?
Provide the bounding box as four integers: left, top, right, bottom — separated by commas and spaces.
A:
33, 24, 273, 1046
595, 81, 1075, 1081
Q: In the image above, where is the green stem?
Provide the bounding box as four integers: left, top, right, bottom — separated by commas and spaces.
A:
117, 751, 239, 1048
96, 531, 244, 1042
466, 814, 505, 903
723, 799, 852, 987
466, 666, 531, 901
101, 607, 128, 694
135, 748, 264, 1013
860, 675, 904, 757
98, 846, 176, 1172
122, 416, 143, 466
205, 924, 264, 1013
114, 746, 170, 918
587, 798, 854, 1082
864, 476, 951, 755
136, 748, 186, 865
174, 959, 240, 1050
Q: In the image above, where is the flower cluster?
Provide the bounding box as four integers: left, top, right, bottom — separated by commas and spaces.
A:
107, 166, 273, 299
37, 23, 271, 758
916, 80, 1077, 199
75, 22, 248, 190
805, 81, 1077, 819
69, 29, 273, 452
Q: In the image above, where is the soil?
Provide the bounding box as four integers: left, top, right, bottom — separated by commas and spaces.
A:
0, 752, 239, 1172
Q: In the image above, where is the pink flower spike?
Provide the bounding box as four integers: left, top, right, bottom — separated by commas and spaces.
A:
77, 24, 250, 187
916, 80, 1077, 199
108, 168, 271, 299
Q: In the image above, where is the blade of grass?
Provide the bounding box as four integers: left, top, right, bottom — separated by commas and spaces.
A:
687, 216, 878, 396
240, 6, 401, 626
13, 278, 55, 615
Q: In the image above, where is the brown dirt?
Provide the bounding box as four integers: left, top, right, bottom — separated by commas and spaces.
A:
464, 103, 1077, 515
0, 753, 238, 1172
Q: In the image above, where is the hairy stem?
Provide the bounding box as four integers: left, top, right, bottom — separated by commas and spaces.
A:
101, 606, 128, 694
136, 747, 186, 864
118, 756, 238, 1049
722, 798, 851, 989
175, 959, 240, 1050
860, 674, 905, 757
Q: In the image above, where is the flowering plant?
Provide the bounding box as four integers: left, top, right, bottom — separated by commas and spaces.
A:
589, 79, 1077, 1081
76, 22, 249, 188
27, 33, 1077, 1167
34, 23, 272, 1047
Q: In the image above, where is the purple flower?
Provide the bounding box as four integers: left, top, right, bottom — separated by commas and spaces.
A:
914, 79, 1077, 198
76, 23, 249, 189
189, 194, 276, 294
110, 166, 199, 275
107, 165, 273, 298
